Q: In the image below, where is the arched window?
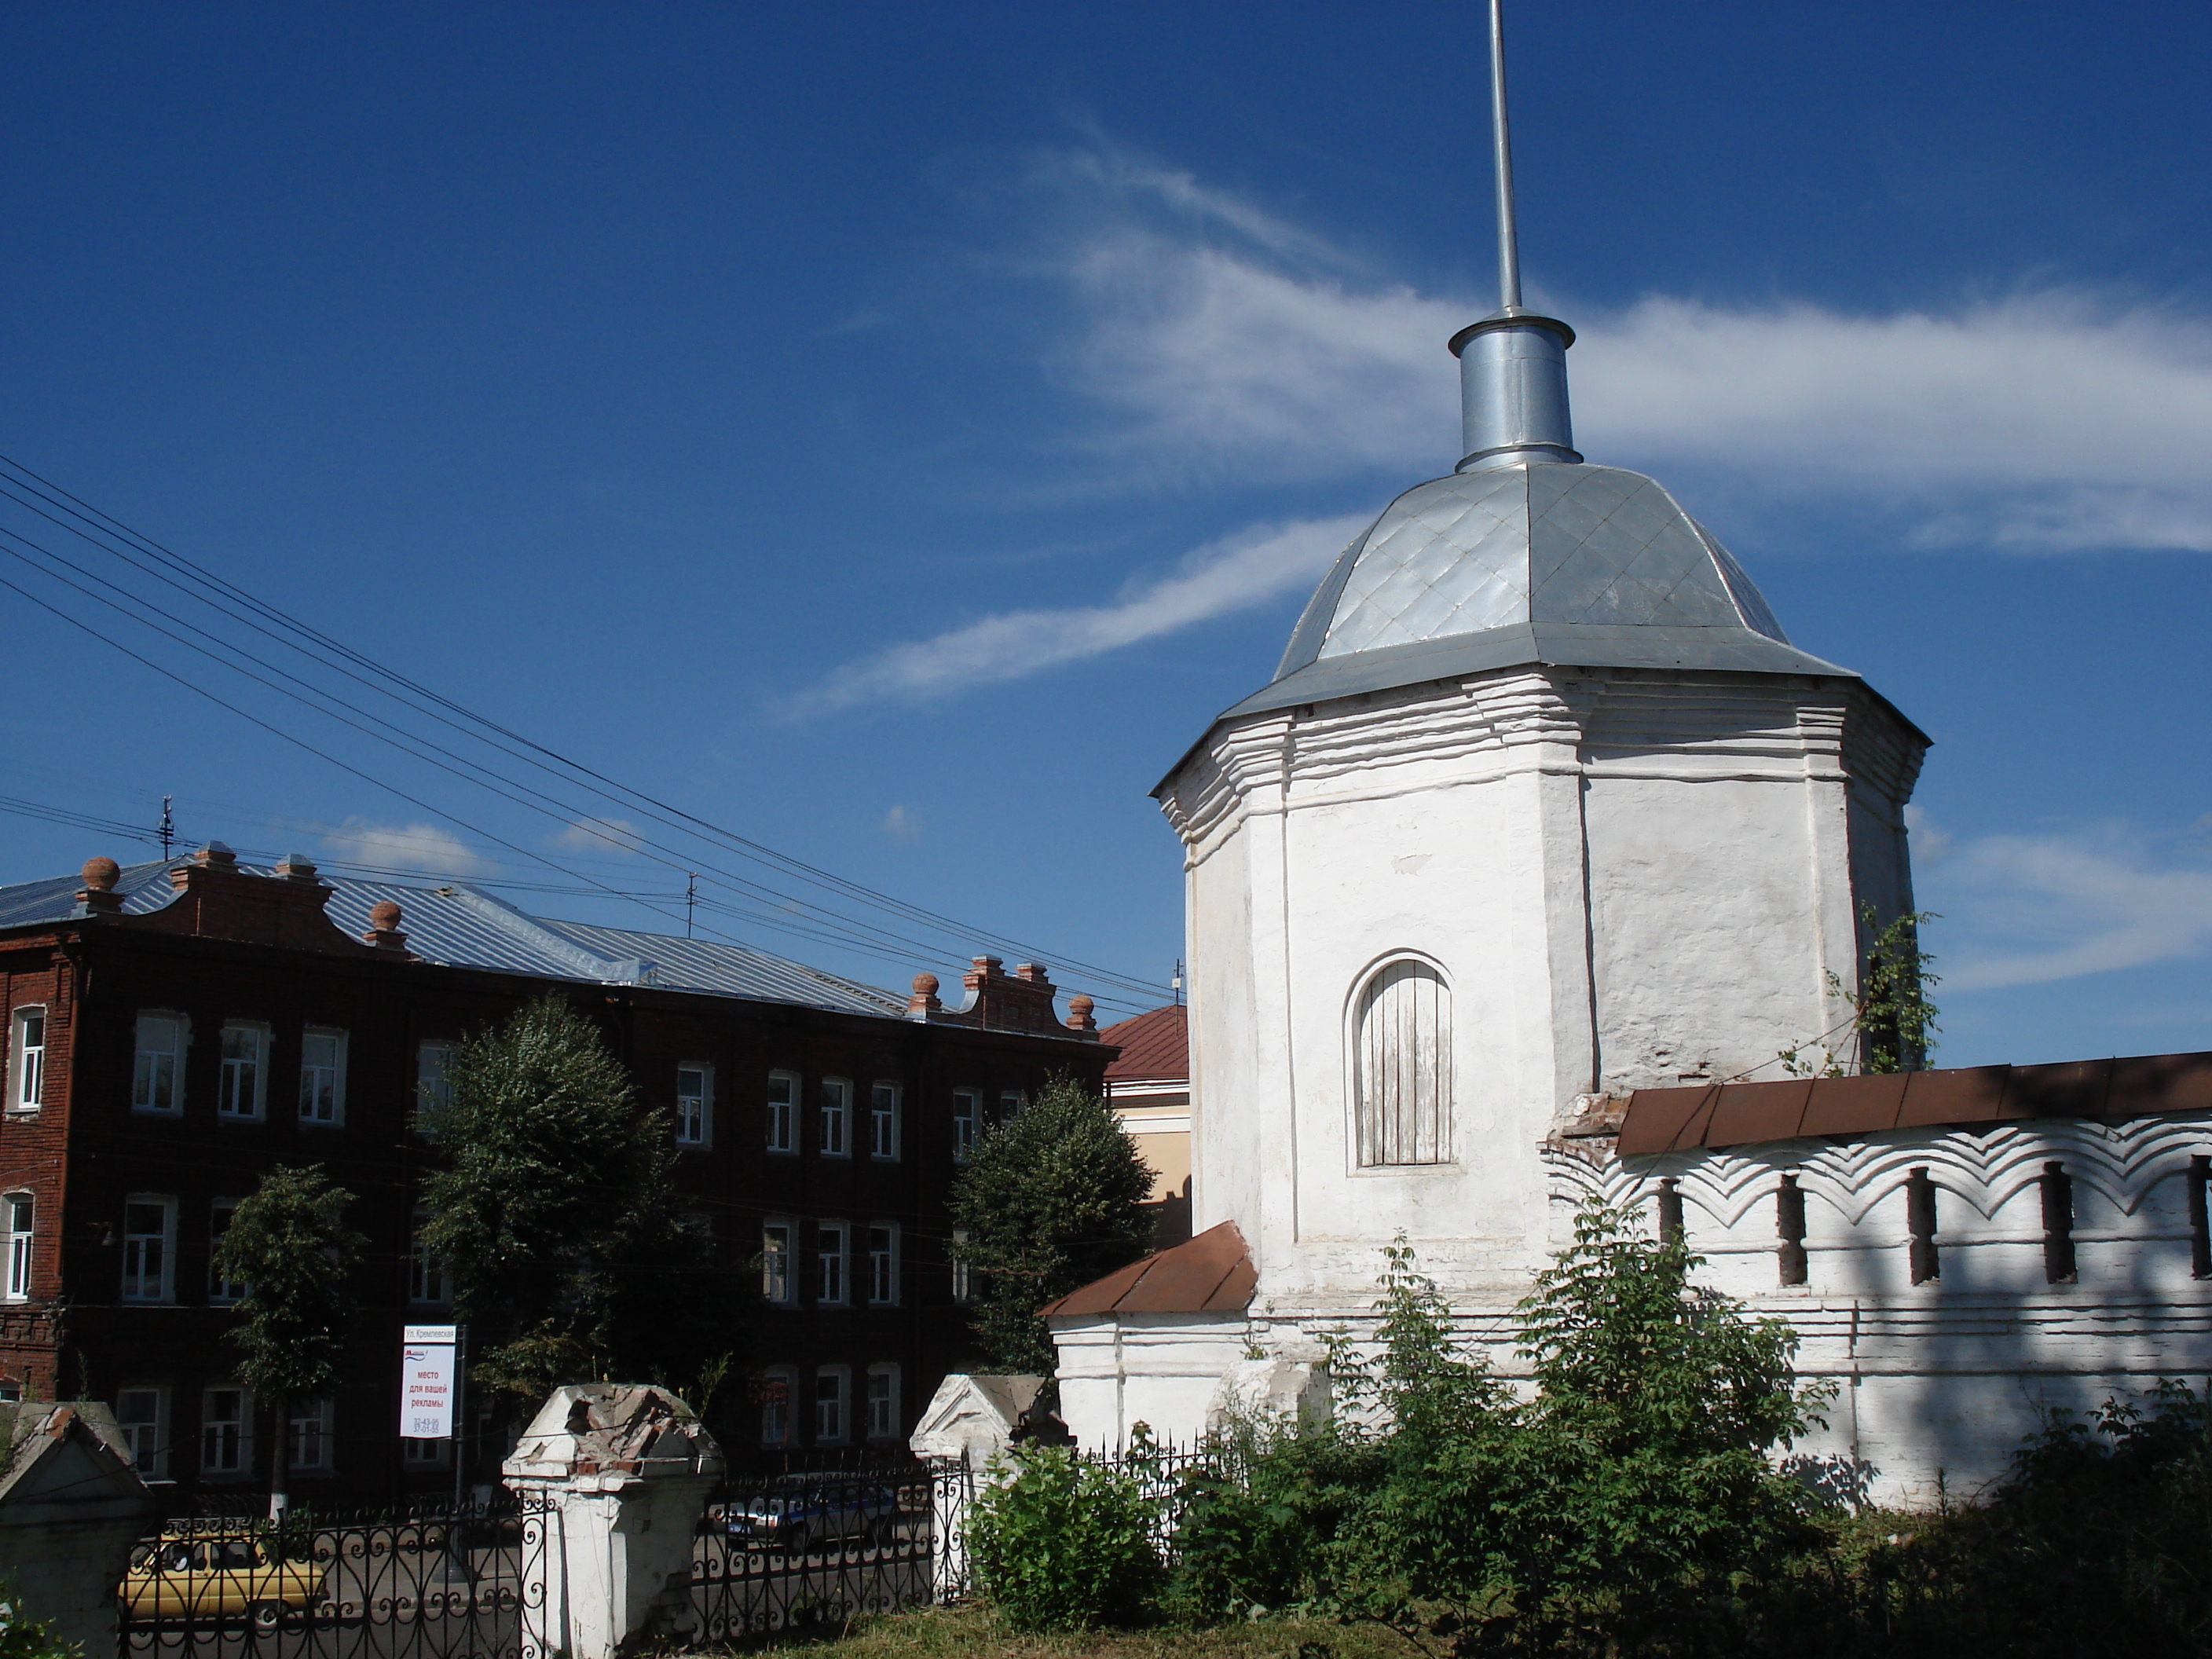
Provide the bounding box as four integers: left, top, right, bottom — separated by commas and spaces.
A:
1353, 958, 1452, 1167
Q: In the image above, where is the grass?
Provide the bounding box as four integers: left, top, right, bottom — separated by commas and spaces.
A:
697, 1601, 1419, 1659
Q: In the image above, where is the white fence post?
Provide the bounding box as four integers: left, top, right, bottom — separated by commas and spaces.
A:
502, 1384, 722, 1659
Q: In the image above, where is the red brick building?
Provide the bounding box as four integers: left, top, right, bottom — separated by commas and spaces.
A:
0, 844, 1111, 1506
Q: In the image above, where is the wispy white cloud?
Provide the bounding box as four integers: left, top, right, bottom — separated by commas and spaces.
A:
1928, 824, 2212, 991
551, 816, 646, 856
1044, 151, 2212, 549
319, 818, 500, 878
882, 804, 921, 844
786, 512, 1367, 714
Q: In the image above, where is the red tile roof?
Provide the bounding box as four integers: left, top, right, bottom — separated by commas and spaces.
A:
1101, 1003, 1188, 1084
1037, 1221, 1254, 1318
1616, 1049, 2212, 1156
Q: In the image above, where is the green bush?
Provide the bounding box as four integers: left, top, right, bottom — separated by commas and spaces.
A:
968, 1438, 1167, 1631
0, 1580, 80, 1659
1167, 1417, 1383, 1621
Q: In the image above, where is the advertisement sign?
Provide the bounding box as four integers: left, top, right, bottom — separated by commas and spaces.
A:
399, 1324, 459, 1439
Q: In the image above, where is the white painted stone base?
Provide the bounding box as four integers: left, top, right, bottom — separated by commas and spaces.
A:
1048, 1312, 1251, 1450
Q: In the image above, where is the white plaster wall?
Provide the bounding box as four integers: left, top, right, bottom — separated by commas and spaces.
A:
1048, 1313, 1253, 1452
1159, 665, 1924, 1318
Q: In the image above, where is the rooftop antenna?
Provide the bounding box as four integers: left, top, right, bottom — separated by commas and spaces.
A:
1448, 0, 1580, 471
685, 872, 697, 939
1171, 958, 1185, 1008
158, 795, 174, 860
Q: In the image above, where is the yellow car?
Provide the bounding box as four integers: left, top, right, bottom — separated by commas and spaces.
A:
122, 1533, 327, 1629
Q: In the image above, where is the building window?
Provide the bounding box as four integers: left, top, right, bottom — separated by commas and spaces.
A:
217, 1024, 266, 1120
817, 1222, 848, 1306
998, 1090, 1026, 1121
115, 1386, 166, 1479
950, 1229, 972, 1305
760, 1365, 797, 1446
867, 1224, 899, 1306
298, 1029, 346, 1126
761, 1221, 793, 1305
676, 1064, 712, 1147
766, 1071, 798, 1154
866, 1364, 899, 1441
401, 1434, 451, 1468
209, 1199, 244, 1303
202, 1386, 249, 1477
408, 1207, 449, 1306
123, 1197, 175, 1303
821, 1079, 851, 1157
133, 1013, 185, 1114
814, 1367, 848, 1444
2, 1193, 30, 1302
289, 1398, 333, 1472
416, 1042, 455, 1133
870, 1082, 900, 1161
951, 1090, 981, 1163
8, 1008, 45, 1113
1352, 958, 1453, 1167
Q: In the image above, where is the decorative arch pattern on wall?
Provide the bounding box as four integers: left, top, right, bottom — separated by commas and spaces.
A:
1353, 957, 1452, 1167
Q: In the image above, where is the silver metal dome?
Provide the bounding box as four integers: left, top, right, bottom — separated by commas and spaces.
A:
1224, 462, 1851, 722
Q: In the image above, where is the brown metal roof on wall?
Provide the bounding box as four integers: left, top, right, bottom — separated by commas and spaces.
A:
1037, 1220, 1254, 1318
1100, 1003, 1188, 1084
1617, 1048, 2212, 1157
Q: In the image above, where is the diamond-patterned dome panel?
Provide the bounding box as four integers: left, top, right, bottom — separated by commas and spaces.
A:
1306, 463, 1789, 667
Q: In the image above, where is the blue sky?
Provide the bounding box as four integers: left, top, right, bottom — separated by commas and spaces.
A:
3, 2, 2211, 1059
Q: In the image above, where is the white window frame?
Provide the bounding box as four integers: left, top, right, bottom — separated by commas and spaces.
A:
676, 1064, 713, 1148
408, 1205, 449, 1307
998, 1089, 1026, 1122
760, 1364, 798, 1447
814, 1365, 849, 1445
816, 1221, 848, 1307
951, 1089, 981, 1163
766, 1070, 799, 1155
298, 1027, 346, 1126
761, 1221, 794, 1306
870, 1081, 900, 1161
866, 1364, 900, 1441
201, 1385, 251, 1478
132, 1012, 186, 1115
416, 1041, 455, 1134
867, 1222, 899, 1306
216, 1023, 267, 1121
122, 1196, 176, 1304
2, 1192, 31, 1302
401, 1433, 452, 1468
115, 1385, 167, 1479
208, 1198, 244, 1304
820, 1078, 851, 1158
8, 1007, 46, 1115
951, 1228, 972, 1305
288, 1397, 334, 1473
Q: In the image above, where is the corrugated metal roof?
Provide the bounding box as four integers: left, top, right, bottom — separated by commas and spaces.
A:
0, 858, 905, 1020
1037, 1221, 1254, 1318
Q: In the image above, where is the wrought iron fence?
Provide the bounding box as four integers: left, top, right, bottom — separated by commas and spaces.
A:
116, 1495, 548, 1659
687, 1460, 946, 1644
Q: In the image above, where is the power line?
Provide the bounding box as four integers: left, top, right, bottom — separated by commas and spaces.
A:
0, 452, 1172, 1005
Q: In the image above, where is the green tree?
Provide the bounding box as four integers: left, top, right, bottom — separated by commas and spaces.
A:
417, 995, 740, 1422
1779, 904, 1941, 1079
212, 1163, 366, 1519
948, 1075, 1156, 1375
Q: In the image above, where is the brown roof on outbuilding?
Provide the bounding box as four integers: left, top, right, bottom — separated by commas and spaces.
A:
1616, 1049, 2212, 1157
1101, 1003, 1188, 1084
1037, 1220, 1254, 1318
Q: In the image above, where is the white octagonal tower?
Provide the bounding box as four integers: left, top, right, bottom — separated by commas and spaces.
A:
1156, 449, 1928, 1322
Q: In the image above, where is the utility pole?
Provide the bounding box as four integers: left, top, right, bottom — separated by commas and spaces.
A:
158, 795, 174, 860
686, 873, 697, 939
1171, 959, 1184, 1007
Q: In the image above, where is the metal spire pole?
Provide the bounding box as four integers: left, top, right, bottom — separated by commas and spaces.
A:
1489, 0, 1522, 313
